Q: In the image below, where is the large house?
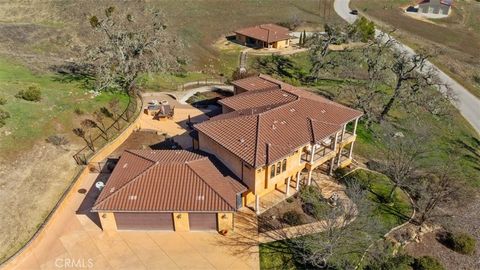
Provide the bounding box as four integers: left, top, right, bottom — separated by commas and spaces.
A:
418, 0, 452, 15
94, 74, 362, 232
234, 24, 291, 49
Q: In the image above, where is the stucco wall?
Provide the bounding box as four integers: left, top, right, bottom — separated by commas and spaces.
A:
217, 213, 234, 231
99, 212, 117, 231
173, 212, 190, 231
198, 132, 243, 179
273, 39, 290, 49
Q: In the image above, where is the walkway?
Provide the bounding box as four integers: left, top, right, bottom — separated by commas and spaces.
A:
334, 0, 480, 134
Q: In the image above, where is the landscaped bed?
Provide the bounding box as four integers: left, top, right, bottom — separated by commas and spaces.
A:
259, 168, 414, 269
258, 186, 331, 233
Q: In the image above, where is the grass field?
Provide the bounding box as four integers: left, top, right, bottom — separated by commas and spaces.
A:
259, 169, 413, 269
351, 0, 480, 98
0, 57, 128, 263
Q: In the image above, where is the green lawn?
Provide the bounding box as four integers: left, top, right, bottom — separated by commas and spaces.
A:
0, 57, 128, 157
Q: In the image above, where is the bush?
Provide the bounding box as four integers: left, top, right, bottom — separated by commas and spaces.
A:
16, 86, 41, 101
74, 107, 85, 115
46, 135, 69, 146
0, 96, 7, 105
413, 256, 444, 270
282, 210, 303, 226
286, 197, 294, 203
444, 231, 476, 255
350, 17, 375, 42
299, 186, 329, 218
0, 108, 10, 127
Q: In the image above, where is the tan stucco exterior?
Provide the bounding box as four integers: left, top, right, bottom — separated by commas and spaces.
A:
173, 212, 190, 231
99, 212, 117, 231
217, 213, 234, 231
235, 33, 290, 49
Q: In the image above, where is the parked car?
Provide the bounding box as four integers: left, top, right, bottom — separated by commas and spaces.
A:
350, 9, 358, 15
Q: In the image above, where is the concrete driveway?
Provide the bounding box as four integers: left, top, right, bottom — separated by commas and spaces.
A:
334, 0, 480, 134
4, 93, 259, 270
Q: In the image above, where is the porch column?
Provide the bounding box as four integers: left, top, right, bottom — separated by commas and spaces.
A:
286, 176, 291, 196
349, 141, 355, 159
337, 146, 343, 167
307, 170, 313, 186
255, 195, 260, 214
353, 118, 359, 136
341, 124, 346, 141
333, 132, 339, 152
310, 145, 316, 163
329, 157, 335, 176
296, 171, 301, 191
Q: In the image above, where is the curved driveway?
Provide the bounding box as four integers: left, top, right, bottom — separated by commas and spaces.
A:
334, 0, 480, 134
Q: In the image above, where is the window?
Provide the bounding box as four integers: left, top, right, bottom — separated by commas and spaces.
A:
270, 165, 275, 178
276, 162, 281, 174
282, 159, 287, 172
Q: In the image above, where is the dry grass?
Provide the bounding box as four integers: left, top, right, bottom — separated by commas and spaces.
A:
351, 0, 480, 98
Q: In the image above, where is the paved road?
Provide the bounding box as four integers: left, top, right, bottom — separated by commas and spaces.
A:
334, 0, 480, 134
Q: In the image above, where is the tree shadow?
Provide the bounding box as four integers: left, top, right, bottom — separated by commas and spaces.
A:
50, 62, 95, 89
454, 136, 480, 171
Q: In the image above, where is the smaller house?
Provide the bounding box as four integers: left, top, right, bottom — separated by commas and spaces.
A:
418, 0, 452, 15
235, 24, 291, 49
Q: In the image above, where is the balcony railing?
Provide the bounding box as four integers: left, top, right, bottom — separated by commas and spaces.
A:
301, 146, 334, 163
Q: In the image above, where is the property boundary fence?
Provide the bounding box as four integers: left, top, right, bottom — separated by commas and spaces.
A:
72, 92, 143, 165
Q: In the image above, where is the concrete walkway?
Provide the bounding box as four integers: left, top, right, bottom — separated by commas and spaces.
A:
334, 0, 480, 134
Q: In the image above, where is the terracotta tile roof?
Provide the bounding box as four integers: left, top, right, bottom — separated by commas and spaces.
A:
235, 23, 291, 43
219, 88, 297, 111
93, 150, 246, 212
196, 75, 363, 167
231, 75, 280, 92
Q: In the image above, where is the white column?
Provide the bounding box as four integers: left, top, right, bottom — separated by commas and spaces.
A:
310, 144, 316, 163
286, 176, 291, 196
341, 124, 346, 141
353, 118, 359, 136
333, 132, 339, 152
296, 171, 300, 191
255, 195, 260, 214
337, 147, 343, 167
329, 157, 335, 176
349, 141, 355, 159
307, 170, 313, 185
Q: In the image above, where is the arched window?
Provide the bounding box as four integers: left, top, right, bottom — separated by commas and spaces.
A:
270, 165, 275, 178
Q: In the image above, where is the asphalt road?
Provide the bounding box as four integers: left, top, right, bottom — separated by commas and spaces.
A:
334, 0, 480, 134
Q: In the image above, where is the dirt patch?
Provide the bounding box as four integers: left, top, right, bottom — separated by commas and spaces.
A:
0, 142, 79, 263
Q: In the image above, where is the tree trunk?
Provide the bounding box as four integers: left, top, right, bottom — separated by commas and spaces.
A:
379, 78, 403, 121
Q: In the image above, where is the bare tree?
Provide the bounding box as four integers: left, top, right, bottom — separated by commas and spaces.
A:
378, 124, 428, 202
308, 24, 348, 81
80, 119, 98, 152
86, 6, 184, 93
339, 84, 383, 128
93, 110, 108, 140
73, 128, 94, 151
411, 160, 466, 226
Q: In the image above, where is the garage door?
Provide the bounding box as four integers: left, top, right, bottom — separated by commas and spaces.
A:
189, 213, 217, 231
115, 212, 173, 230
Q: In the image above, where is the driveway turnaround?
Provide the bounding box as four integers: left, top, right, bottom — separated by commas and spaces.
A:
334, 0, 480, 134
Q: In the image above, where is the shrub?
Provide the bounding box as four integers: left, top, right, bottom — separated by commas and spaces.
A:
16, 86, 41, 101
0, 96, 7, 105
413, 256, 444, 270
444, 231, 476, 255
46, 135, 69, 146
0, 108, 10, 127
282, 210, 303, 226
350, 17, 375, 42
286, 197, 294, 203
74, 107, 85, 115
299, 186, 329, 218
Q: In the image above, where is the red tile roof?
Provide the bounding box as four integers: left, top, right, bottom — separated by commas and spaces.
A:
235, 24, 291, 43
196, 75, 363, 167
93, 150, 246, 212
231, 75, 280, 92
219, 88, 297, 111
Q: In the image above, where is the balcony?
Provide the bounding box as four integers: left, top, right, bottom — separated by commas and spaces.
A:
301, 146, 334, 164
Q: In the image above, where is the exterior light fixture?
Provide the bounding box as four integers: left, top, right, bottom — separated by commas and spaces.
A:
176, 214, 182, 219
221, 214, 228, 219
